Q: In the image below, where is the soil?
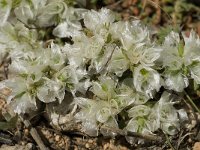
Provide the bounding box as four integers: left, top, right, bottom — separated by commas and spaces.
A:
0, 0, 200, 150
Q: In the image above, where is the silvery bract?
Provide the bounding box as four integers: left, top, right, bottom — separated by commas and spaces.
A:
0, 1, 195, 140
161, 31, 200, 92
0, 0, 12, 27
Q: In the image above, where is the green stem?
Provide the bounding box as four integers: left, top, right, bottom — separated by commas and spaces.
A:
184, 91, 200, 114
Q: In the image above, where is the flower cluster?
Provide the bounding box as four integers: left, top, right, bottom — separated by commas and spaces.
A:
0, 0, 198, 138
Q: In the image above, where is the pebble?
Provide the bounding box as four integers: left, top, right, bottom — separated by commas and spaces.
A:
49, 137, 54, 143
122, 13, 130, 20
196, 112, 200, 120
103, 143, 110, 150
24, 128, 29, 136
58, 142, 63, 148
88, 139, 93, 144
130, 6, 139, 16
21, 141, 26, 146
55, 135, 60, 142
74, 146, 78, 150
193, 142, 200, 150
188, 138, 192, 143
26, 143, 33, 149
85, 143, 90, 149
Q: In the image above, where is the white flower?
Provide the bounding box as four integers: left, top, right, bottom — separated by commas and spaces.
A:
55, 66, 79, 94
53, 21, 82, 38
126, 117, 149, 134
106, 46, 129, 76
147, 92, 180, 135
9, 57, 43, 80
10, 92, 37, 114
119, 78, 149, 105
14, 4, 34, 25
133, 65, 161, 97
91, 77, 117, 100
189, 62, 200, 84
0, 0, 12, 26
36, 1, 68, 27
37, 77, 65, 103
110, 20, 161, 67
64, 34, 105, 70
110, 21, 150, 50
161, 31, 200, 89
183, 30, 200, 66
0, 1, 193, 137
125, 104, 151, 133
165, 71, 189, 92
0, 77, 37, 114
160, 31, 183, 70
75, 97, 119, 136
96, 107, 112, 123
0, 22, 18, 46
36, 43, 66, 73
92, 44, 116, 73
74, 98, 99, 136
128, 105, 151, 119
83, 8, 115, 33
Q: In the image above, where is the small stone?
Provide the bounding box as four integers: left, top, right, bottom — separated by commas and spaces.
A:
88, 139, 93, 144
188, 138, 192, 143
58, 142, 63, 148
74, 146, 78, 150
85, 143, 90, 149
103, 143, 109, 150
21, 141, 26, 146
132, 0, 138, 4
0, 88, 11, 96
196, 112, 200, 121
49, 137, 54, 143
55, 135, 60, 142
122, 13, 130, 20
193, 142, 200, 150
130, 6, 139, 16
26, 143, 33, 149
24, 128, 29, 136
122, 0, 129, 8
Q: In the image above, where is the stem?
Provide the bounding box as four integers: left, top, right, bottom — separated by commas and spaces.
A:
164, 133, 175, 150
184, 91, 200, 114
101, 126, 162, 142
20, 115, 49, 150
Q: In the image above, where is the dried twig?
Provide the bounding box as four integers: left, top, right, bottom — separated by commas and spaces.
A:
144, 0, 173, 24
184, 91, 200, 114
176, 132, 193, 150
98, 46, 116, 74
164, 133, 175, 150
105, 0, 123, 9
100, 126, 163, 142
20, 116, 49, 150
182, 97, 198, 130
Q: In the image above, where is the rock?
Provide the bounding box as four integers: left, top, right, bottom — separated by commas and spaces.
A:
193, 142, 200, 150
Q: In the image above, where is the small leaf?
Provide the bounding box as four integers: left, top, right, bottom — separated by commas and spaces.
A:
178, 40, 184, 57
0, 115, 18, 130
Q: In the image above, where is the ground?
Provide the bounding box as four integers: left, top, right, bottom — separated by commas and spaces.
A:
0, 0, 200, 150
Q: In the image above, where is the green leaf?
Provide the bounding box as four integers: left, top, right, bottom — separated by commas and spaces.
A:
11, 0, 22, 8
106, 33, 112, 43
178, 40, 184, 57
0, 115, 18, 130
140, 68, 148, 76
0, 0, 7, 8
